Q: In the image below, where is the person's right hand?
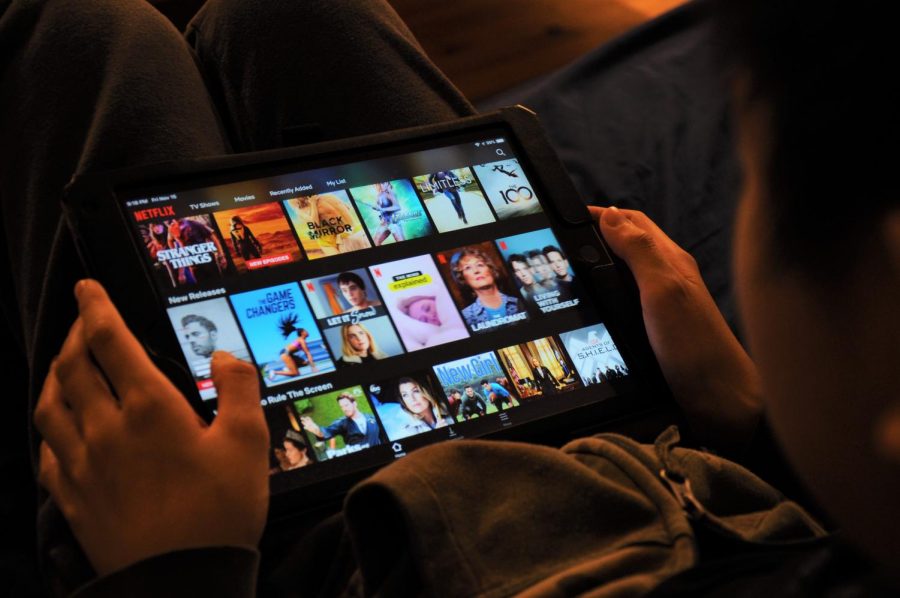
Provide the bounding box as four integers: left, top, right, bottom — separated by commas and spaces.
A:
591, 206, 763, 452
300, 415, 321, 437
34, 280, 269, 576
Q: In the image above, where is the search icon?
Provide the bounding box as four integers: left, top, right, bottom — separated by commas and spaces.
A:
496, 148, 506, 157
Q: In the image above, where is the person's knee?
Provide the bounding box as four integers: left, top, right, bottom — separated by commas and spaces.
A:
21, 0, 173, 47
7, 0, 188, 88
192, 0, 399, 42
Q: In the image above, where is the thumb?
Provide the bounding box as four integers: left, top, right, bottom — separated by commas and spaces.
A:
597, 207, 670, 289
210, 352, 267, 443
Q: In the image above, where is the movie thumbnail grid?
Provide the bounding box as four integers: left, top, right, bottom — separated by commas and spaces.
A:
265, 322, 631, 475
165, 227, 585, 398
134, 158, 544, 292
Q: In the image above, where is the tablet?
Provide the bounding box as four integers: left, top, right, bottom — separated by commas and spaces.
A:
64, 106, 670, 511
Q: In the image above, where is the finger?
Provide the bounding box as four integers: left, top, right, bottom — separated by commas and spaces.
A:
596, 206, 672, 288
614, 209, 690, 262
34, 362, 83, 472
591, 205, 683, 258
55, 318, 119, 429
209, 352, 267, 446
38, 442, 79, 522
74, 279, 178, 402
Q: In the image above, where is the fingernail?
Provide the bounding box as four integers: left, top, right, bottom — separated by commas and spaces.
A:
604, 206, 625, 227
74, 279, 90, 301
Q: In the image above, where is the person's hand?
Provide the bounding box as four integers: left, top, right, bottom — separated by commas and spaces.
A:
34, 280, 269, 576
590, 206, 763, 452
299, 415, 321, 437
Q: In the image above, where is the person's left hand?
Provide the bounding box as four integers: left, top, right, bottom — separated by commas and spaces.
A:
589, 206, 762, 452
34, 280, 269, 576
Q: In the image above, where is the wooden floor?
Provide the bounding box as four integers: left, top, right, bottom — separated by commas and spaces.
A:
151, 0, 683, 101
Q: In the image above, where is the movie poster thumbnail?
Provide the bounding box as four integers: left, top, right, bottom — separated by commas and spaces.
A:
472, 159, 543, 219
412, 167, 495, 233
347, 179, 433, 246
432, 351, 520, 422
266, 404, 315, 475
229, 282, 335, 387
367, 371, 455, 441
496, 229, 580, 314
282, 191, 372, 260
322, 316, 404, 366
302, 268, 386, 323
434, 242, 529, 333
138, 213, 230, 289
166, 297, 252, 401
496, 335, 581, 399
293, 385, 383, 461
211, 203, 303, 273
560, 323, 630, 387
369, 255, 469, 352
303, 270, 402, 364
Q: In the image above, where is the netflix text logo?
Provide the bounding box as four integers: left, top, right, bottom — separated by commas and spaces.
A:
133, 205, 175, 222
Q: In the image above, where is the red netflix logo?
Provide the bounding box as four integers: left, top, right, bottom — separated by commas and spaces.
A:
133, 205, 175, 222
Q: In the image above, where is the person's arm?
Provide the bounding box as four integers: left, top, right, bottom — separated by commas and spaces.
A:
310, 417, 346, 446
589, 206, 763, 453
300, 415, 324, 439
34, 280, 268, 584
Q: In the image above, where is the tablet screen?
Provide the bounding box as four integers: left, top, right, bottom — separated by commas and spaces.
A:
120, 128, 639, 493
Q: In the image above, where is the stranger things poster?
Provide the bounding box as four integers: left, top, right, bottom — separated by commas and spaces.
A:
135, 211, 231, 289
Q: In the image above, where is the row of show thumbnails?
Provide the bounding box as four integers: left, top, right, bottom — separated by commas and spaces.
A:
268, 325, 630, 475
167, 227, 583, 397
136, 158, 543, 290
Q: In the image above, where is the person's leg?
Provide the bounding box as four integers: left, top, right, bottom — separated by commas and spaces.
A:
446, 190, 466, 221
0, 0, 228, 593
185, 0, 475, 152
